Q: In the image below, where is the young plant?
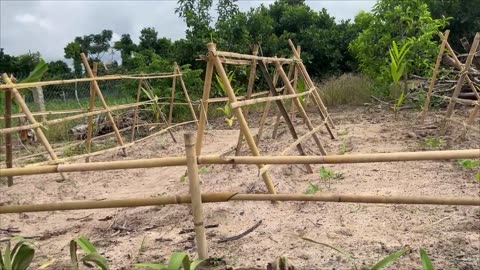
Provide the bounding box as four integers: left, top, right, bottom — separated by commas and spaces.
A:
339, 140, 350, 155
456, 159, 479, 170
304, 182, 321, 194
0, 237, 35, 270
134, 252, 204, 270
421, 137, 445, 150
215, 71, 237, 127
337, 130, 349, 136
388, 40, 412, 118
419, 248, 434, 270
319, 166, 344, 189
370, 247, 410, 270
70, 235, 109, 270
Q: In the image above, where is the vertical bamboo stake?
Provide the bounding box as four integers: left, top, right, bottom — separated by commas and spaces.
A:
80, 53, 127, 156
290, 46, 301, 119
195, 57, 215, 155
272, 62, 295, 139
4, 88, 13, 186
462, 103, 479, 138
130, 79, 144, 142
85, 62, 98, 163
1, 74, 67, 181
233, 45, 259, 167
441, 33, 480, 134
209, 43, 277, 196
274, 62, 327, 155
184, 133, 208, 259
288, 39, 335, 130
259, 71, 280, 142
175, 63, 198, 124
420, 30, 450, 123
168, 65, 177, 125
259, 61, 313, 173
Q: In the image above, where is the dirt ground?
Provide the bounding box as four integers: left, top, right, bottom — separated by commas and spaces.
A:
1, 105, 479, 269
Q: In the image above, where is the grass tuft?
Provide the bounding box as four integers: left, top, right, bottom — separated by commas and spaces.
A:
317, 73, 373, 107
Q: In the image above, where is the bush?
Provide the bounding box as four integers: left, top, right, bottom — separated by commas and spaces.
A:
316, 73, 373, 106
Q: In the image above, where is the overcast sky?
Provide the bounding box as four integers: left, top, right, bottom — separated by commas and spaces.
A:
0, 0, 375, 62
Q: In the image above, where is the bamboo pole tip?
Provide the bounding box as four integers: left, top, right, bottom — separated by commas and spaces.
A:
184, 132, 196, 145
207, 42, 217, 51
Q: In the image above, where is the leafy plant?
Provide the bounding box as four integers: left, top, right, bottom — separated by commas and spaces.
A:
456, 159, 479, 170
370, 247, 410, 270
339, 140, 350, 155
388, 40, 411, 117
0, 237, 35, 270
134, 252, 204, 270
419, 248, 434, 270
421, 137, 445, 150
304, 182, 321, 194
337, 130, 349, 136
214, 71, 237, 127
319, 166, 344, 189
70, 235, 110, 270
198, 166, 208, 175
475, 172, 480, 182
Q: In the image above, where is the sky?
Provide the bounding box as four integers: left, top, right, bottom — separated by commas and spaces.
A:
0, 0, 375, 62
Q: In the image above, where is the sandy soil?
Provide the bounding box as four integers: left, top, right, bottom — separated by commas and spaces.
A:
1, 105, 479, 270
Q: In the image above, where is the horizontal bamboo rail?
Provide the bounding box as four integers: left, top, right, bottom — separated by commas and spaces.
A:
230, 88, 313, 109
0, 192, 478, 214
213, 50, 296, 64
2, 149, 479, 177
431, 94, 479, 106
0, 73, 183, 90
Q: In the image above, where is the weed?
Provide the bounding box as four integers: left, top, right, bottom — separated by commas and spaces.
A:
456, 159, 479, 170
337, 130, 349, 136
0, 236, 35, 270
421, 137, 445, 150
179, 175, 186, 182
134, 252, 204, 270
339, 140, 350, 155
304, 182, 321, 194
198, 166, 209, 175
319, 166, 344, 189
475, 172, 480, 182
70, 235, 109, 270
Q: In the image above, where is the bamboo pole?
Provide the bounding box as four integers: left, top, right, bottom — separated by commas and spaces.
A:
195, 56, 215, 155
274, 61, 327, 155
290, 46, 300, 119
175, 63, 198, 125
440, 116, 480, 134
141, 80, 177, 143
80, 53, 127, 156
184, 133, 208, 259
0, 73, 182, 90
85, 62, 98, 162
273, 62, 296, 139
420, 30, 450, 123
2, 149, 479, 177
441, 33, 480, 134
258, 61, 313, 173
230, 90, 312, 109
1, 74, 67, 181
0, 192, 478, 214
130, 79, 144, 142
288, 39, 335, 130
233, 45, 259, 167
213, 50, 295, 64
208, 43, 277, 196
4, 88, 13, 186
168, 65, 177, 125
255, 71, 280, 144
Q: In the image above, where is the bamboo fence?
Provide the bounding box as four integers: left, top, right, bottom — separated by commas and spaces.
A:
421, 31, 480, 137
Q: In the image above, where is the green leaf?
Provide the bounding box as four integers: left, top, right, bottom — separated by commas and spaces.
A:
370, 247, 410, 270
4, 240, 12, 270
11, 245, 34, 270
134, 262, 166, 269
190, 259, 205, 270
75, 236, 97, 254
475, 172, 480, 181
81, 252, 110, 270
0, 248, 5, 269
420, 248, 434, 270
20, 59, 48, 84
38, 258, 56, 269
167, 252, 190, 270
300, 236, 357, 270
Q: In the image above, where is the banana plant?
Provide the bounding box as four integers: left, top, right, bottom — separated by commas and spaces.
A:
134, 252, 204, 270
70, 235, 109, 270
388, 40, 411, 117
215, 71, 237, 127
0, 237, 35, 270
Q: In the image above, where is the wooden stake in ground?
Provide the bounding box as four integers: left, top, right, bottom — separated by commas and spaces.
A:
168, 65, 177, 125
273, 61, 328, 155
420, 30, 450, 123
175, 63, 198, 125
4, 88, 13, 186
441, 33, 480, 134
130, 79, 144, 142
1, 73, 67, 182
272, 60, 296, 139
195, 57, 215, 155
184, 133, 208, 259
80, 53, 128, 156
257, 71, 279, 143
207, 42, 277, 196
85, 62, 98, 162
233, 45, 259, 167
258, 61, 313, 173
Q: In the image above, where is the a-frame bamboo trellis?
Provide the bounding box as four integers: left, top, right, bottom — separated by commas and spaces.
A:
421, 31, 480, 137
196, 42, 335, 194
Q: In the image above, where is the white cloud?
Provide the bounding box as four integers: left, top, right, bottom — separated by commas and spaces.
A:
14, 12, 52, 31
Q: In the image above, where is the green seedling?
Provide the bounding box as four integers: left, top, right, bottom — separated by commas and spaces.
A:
337, 130, 349, 136
319, 166, 344, 189
0, 237, 35, 270
419, 248, 434, 270
70, 235, 109, 270
339, 140, 350, 155
304, 182, 321, 194
134, 252, 204, 270
198, 166, 209, 175
475, 172, 480, 182
421, 137, 445, 150
456, 159, 479, 170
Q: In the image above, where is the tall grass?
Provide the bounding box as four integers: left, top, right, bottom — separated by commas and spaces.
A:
316, 73, 373, 106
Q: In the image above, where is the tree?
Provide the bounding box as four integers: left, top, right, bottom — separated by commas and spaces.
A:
423, 0, 480, 52
0, 48, 18, 74
113, 34, 137, 67
349, 0, 448, 85
64, 29, 114, 76
139, 27, 159, 51
45, 60, 71, 79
